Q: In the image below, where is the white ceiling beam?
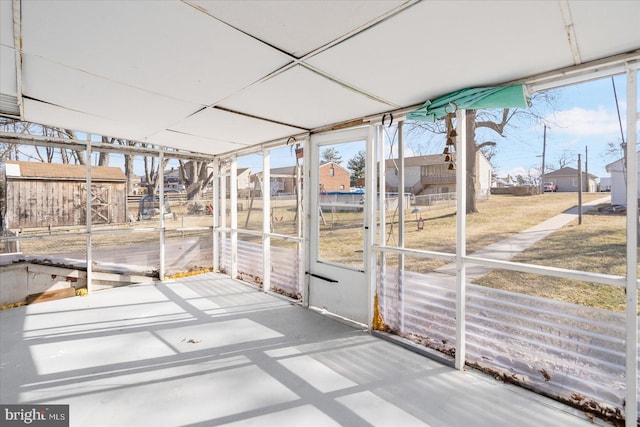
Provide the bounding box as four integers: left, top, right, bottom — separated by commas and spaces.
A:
0, 131, 216, 161
558, 0, 582, 65
526, 50, 640, 92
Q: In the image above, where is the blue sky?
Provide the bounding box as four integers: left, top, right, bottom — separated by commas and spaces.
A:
488, 74, 637, 181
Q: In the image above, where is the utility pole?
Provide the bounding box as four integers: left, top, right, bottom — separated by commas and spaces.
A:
585, 146, 589, 192
541, 125, 546, 193
578, 154, 583, 225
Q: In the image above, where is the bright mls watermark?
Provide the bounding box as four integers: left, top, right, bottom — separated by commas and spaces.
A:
1, 405, 68, 426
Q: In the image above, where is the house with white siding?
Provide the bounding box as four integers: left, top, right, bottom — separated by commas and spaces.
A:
605, 154, 640, 206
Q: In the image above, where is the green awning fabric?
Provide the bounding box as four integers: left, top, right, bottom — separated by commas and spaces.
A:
406, 84, 530, 122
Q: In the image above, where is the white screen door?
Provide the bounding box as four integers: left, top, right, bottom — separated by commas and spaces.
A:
308, 127, 369, 324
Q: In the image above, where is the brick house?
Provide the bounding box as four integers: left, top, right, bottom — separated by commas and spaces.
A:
319, 162, 350, 192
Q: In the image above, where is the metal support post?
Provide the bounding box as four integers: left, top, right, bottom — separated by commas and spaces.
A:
365, 123, 377, 328
159, 150, 165, 281
455, 109, 467, 370
220, 167, 227, 271
85, 135, 92, 293
212, 159, 220, 272
262, 148, 271, 292
378, 125, 387, 323
296, 144, 304, 297
230, 155, 238, 279
624, 66, 638, 427
397, 120, 405, 333
302, 136, 312, 308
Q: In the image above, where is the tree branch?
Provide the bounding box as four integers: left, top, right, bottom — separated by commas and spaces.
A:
477, 141, 497, 149
476, 108, 517, 136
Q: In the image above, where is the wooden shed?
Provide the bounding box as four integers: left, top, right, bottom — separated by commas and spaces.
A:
2, 161, 127, 228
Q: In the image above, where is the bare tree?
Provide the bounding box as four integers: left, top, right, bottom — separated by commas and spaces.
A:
116, 139, 139, 195
605, 140, 625, 163
97, 136, 114, 166
141, 145, 169, 195
0, 120, 158, 196
0, 119, 85, 165
515, 166, 542, 187
549, 150, 577, 170
405, 124, 440, 156
462, 109, 518, 213
178, 160, 214, 200
0, 120, 216, 201
412, 109, 516, 213
406, 92, 555, 213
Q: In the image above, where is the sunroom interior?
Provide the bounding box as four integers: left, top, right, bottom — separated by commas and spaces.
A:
1, 1, 639, 426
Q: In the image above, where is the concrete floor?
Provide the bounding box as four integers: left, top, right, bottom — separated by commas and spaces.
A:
1, 273, 604, 427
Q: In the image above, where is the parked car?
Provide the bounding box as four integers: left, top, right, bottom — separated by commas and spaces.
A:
543, 182, 557, 192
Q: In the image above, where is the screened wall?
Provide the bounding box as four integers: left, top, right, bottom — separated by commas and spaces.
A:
0, 136, 217, 303
213, 144, 303, 300
0, 62, 637, 427
373, 70, 639, 425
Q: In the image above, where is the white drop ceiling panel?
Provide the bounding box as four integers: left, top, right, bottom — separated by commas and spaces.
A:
170, 107, 306, 146
0, 45, 17, 97
219, 65, 394, 129
190, 0, 405, 57
20, 1, 292, 106
2, 1, 639, 156
0, 0, 18, 114
0, 0, 14, 47
307, 1, 571, 108
23, 99, 154, 142
569, 1, 640, 62
22, 54, 200, 133
146, 130, 247, 155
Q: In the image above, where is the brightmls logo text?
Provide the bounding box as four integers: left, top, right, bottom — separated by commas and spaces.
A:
4, 408, 46, 424
1, 405, 68, 426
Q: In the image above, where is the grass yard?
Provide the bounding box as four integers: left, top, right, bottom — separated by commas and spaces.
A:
317, 192, 634, 312
11, 191, 636, 312
473, 207, 633, 312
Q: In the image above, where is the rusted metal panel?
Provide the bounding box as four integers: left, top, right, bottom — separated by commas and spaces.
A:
377, 266, 629, 425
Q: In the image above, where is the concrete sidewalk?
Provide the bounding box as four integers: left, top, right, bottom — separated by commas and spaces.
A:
0, 273, 602, 427
434, 195, 611, 279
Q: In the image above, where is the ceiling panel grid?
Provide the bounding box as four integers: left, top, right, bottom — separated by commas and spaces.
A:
0, 0, 637, 156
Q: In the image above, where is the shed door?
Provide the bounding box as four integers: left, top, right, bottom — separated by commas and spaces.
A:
83, 184, 110, 224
